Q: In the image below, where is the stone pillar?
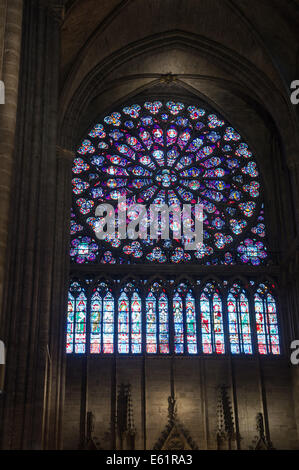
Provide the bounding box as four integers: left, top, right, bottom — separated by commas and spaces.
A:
0, 0, 23, 322
44, 146, 73, 450
0, 0, 68, 450
288, 158, 299, 237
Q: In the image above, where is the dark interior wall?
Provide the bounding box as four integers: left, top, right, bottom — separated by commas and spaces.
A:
63, 356, 299, 450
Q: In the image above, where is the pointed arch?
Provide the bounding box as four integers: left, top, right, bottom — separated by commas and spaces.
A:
200, 281, 225, 354
146, 281, 170, 354
254, 283, 280, 355
227, 282, 252, 354
90, 280, 115, 354
118, 281, 142, 354
66, 281, 87, 354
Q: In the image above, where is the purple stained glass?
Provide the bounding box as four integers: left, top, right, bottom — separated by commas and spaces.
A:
158, 293, 169, 354
66, 279, 280, 357
66, 283, 87, 354
255, 284, 280, 355
200, 283, 225, 354
227, 285, 252, 354
146, 292, 157, 353
71, 100, 268, 266
118, 292, 129, 354
186, 292, 197, 354
103, 292, 114, 354
173, 292, 184, 354
131, 292, 142, 354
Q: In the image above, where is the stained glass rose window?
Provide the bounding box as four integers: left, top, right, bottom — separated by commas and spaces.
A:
71, 100, 267, 265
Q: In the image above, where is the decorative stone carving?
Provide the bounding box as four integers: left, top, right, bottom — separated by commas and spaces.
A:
84, 411, 101, 450
250, 413, 273, 450
117, 384, 136, 450
153, 396, 198, 450
217, 385, 236, 450
159, 73, 178, 84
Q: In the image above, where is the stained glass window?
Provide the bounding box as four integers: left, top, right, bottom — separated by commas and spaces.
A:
66, 278, 281, 356
103, 292, 114, 353
71, 100, 268, 266
200, 282, 225, 354
254, 284, 280, 355
118, 291, 130, 353
67, 99, 281, 358
90, 282, 115, 354
173, 284, 197, 354
186, 292, 197, 354
118, 284, 142, 354
66, 282, 87, 354
146, 284, 169, 354
158, 293, 169, 354
227, 284, 252, 354
146, 292, 157, 353
173, 291, 184, 354
131, 291, 142, 353
90, 289, 102, 353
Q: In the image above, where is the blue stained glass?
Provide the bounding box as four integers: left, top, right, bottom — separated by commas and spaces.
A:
66, 280, 280, 357
118, 292, 129, 353
158, 293, 169, 354
66, 285, 87, 354
103, 292, 114, 353
131, 292, 142, 354
90, 291, 101, 353
146, 292, 157, 353
173, 292, 184, 354
255, 285, 280, 355
71, 100, 268, 266
227, 286, 252, 354
200, 284, 225, 354
186, 292, 197, 354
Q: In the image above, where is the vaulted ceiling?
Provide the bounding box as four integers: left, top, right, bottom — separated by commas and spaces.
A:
61, 0, 299, 84
59, 0, 299, 171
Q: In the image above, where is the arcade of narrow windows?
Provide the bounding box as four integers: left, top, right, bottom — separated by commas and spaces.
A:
66, 279, 280, 357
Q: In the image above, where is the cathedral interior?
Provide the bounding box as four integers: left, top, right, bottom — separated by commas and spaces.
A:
0, 0, 299, 451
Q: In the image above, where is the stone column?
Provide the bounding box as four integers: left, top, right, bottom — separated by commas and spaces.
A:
284, 154, 299, 445
0, 0, 68, 450
0, 0, 23, 322
288, 158, 299, 238
43, 146, 73, 450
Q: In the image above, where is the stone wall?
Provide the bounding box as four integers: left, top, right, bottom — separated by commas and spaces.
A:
63, 356, 299, 450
